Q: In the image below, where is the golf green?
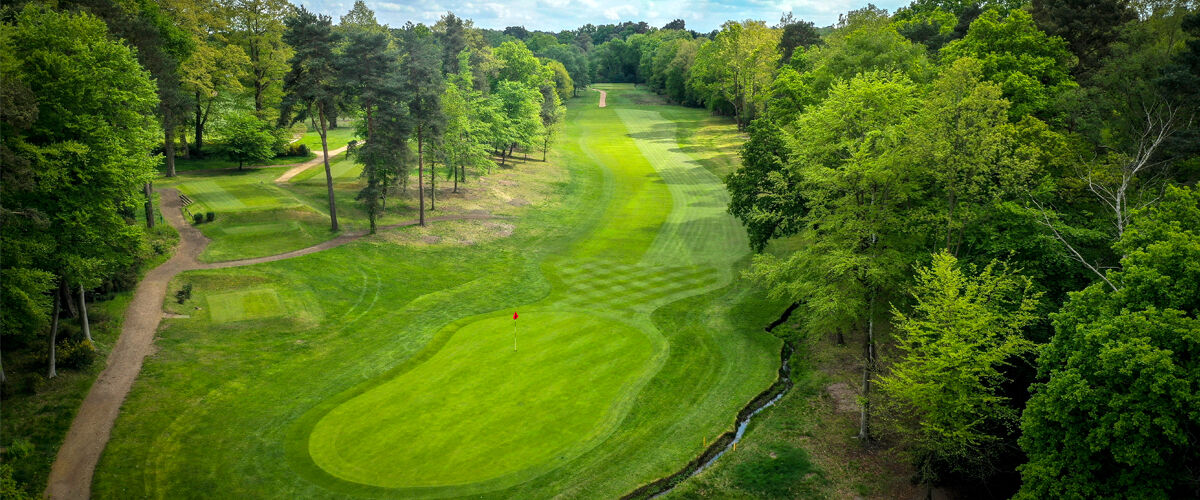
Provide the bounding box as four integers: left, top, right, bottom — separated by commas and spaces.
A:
308, 311, 664, 489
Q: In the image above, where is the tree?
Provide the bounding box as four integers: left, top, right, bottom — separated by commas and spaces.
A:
1019, 185, 1200, 499
688, 21, 781, 129
725, 119, 806, 252
282, 7, 341, 231
804, 5, 931, 96
180, 19, 250, 155
434, 12, 471, 75
777, 12, 822, 63
1032, 0, 1135, 78
340, 18, 409, 233
941, 8, 1077, 121
398, 22, 445, 226
222, 113, 276, 169
879, 252, 1040, 488
1, 5, 159, 377
229, 0, 292, 122
747, 72, 921, 441
440, 52, 494, 193
900, 57, 1041, 254
663, 19, 686, 31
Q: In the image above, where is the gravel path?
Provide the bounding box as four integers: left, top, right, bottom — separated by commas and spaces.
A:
46, 189, 490, 499
592, 87, 607, 108
274, 145, 349, 183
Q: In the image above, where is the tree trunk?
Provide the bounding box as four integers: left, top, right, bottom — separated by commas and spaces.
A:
857, 293, 876, 443
60, 279, 77, 319
144, 182, 155, 228
179, 125, 190, 159
164, 114, 177, 177
48, 282, 61, 379
195, 92, 204, 154
79, 285, 92, 343
418, 125, 426, 226
430, 159, 436, 211
317, 106, 339, 232
453, 160, 459, 193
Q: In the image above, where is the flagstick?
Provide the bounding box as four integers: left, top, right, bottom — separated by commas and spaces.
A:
513, 320, 517, 351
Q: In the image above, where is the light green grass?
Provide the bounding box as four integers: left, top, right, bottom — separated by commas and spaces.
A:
94, 84, 784, 498
310, 311, 661, 491
295, 125, 359, 153
207, 288, 285, 323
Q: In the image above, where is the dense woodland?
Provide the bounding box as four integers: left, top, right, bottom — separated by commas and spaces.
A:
2, 0, 1199, 498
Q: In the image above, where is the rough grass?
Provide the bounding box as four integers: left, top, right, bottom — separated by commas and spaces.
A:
93, 84, 784, 498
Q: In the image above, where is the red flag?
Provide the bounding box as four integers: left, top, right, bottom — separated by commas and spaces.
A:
513, 311, 518, 320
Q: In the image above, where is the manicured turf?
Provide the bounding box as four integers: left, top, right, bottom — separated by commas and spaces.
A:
94, 84, 783, 498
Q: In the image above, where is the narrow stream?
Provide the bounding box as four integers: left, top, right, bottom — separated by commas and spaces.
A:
624, 341, 794, 500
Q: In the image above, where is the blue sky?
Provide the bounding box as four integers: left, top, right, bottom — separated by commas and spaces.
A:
296, 0, 912, 32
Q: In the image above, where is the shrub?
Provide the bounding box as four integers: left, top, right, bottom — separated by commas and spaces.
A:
176, 283, 192, 304
57, 339, 96, 369
193, 213, 203, 224
206, 212, 215, 222
285, 143, 310, 156
346, 140, 358, 158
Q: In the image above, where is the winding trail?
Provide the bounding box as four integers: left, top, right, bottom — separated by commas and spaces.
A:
46, 188, 490, 500
591, 87, 607, 107
274, 145, 349, 183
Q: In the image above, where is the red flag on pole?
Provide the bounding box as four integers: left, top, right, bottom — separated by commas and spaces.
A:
513, 311, 518, 320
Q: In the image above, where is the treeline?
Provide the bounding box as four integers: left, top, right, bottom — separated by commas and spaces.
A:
703, 1, 1195, 498
0, 0, 573, 405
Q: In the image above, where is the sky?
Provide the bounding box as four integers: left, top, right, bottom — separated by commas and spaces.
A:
296, 0, 912, 33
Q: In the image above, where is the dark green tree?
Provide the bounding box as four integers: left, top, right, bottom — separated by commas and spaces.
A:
1019, 185, 1200, 499
398, 22, 445, 226
725, 119, 806, 252
282, 6, 342, 231
1031, 0, 1135, 78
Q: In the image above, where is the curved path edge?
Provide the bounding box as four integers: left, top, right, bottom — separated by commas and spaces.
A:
46, 189, 490, 499
274, 145, 349, 183
591, 87, 607, 108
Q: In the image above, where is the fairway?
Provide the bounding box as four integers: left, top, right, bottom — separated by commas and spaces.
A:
93, 85, 782, 498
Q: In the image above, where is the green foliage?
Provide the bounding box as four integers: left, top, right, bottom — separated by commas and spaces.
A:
0, 463, 34, 500
941, 8, 1077, 121
725, 119, 805, 252
879, 252, 1040, 485
805, 6, 932, 95
748, 71, 920, 336
1031, 0, 1136, 77
687, 21, 780, 129
221, 113, 276, 169
1, 4, 159, 345
1019, 185, 1200, 498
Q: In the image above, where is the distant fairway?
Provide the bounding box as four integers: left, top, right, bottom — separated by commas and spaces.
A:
94, 84, 782, 498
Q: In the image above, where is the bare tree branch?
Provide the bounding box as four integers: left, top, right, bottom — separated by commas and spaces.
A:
1028, 195, 1120, 293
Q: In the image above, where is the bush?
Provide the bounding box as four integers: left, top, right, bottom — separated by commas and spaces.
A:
0, 373, 39, 397
346, 140, 358, 158
285, 143, 310, 157
0, 462, 34, 500
193, 213, 203, 224
57, 339, 96, 369
175, 283, 192, 304
206, 212, 215, 222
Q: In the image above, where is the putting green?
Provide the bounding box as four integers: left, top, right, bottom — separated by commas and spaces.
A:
308, 311, 663, 489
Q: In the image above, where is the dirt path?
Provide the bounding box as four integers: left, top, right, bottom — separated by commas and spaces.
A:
274, 145, 349, 183
46, 190, 489, 499
592, 87, 607, 108
45, 189, 207, 500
